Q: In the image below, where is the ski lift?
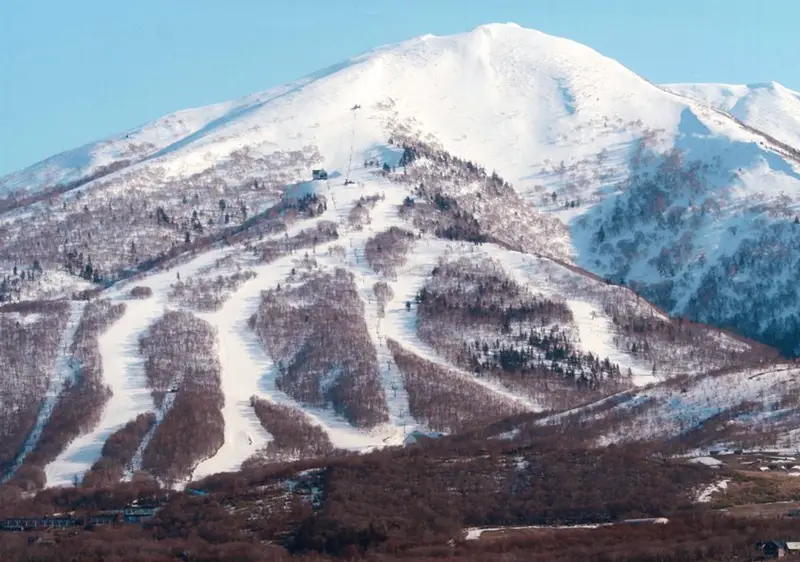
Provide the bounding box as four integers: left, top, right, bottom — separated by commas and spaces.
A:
351, 104, 361, 110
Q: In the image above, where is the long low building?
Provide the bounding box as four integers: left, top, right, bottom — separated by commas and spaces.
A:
0, 505, 160, 531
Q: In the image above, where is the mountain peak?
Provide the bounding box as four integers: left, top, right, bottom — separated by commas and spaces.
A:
471, 22, 523, 32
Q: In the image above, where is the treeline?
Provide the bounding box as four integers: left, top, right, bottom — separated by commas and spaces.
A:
0, 145, 322, 292
0, 159, 133, 215
290, 438, 711, 555
579, 142, 800, 358
249, 268, 388, 428
603, 294, 779, 375
388, 134, 570, 259
253, 221, 339, 264
347, 193, 382, 229
139, 311, 224, 485
0, 427, 779, 562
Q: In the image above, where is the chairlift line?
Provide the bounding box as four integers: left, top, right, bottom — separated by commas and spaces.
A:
344, 104, 360, 185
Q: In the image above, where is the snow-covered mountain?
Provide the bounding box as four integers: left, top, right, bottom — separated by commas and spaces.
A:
664, 81, 800, 152
2, 22, 800, 490
0, 100, 240, 199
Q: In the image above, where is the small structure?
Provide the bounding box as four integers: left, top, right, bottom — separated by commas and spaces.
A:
757, 540, 787, 558
1, 516, 80, 531
312, 169, 328, 181
122, 506, 159, 524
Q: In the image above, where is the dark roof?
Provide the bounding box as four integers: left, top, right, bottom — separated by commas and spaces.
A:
758, 540, 787, 549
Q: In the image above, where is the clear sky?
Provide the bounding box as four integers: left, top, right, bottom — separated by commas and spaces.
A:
2, 0, 798, 177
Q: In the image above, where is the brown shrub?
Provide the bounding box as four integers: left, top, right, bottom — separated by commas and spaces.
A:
83, 412, 157, 488
415, 256, 630, 409
0, 303, 70, 474
169, 269, 256, 311
364, 226, 415, 277
387, 339, 526, 432
128, 285, 153, 299
255, 221, 339, 264
139, 311, 224, 485
244, 397, 334, 467
373, 281, 394, 319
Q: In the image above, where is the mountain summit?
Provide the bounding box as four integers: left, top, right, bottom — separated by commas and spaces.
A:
0, 23, 702, 197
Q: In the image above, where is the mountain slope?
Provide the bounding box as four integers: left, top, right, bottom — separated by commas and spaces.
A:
0, 101, 239, 198
664, 81, 800, 152
3, 22, 800, 490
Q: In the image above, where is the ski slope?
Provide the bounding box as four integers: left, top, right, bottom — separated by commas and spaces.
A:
5, 23, 800, 486
43, 248, 232, 486
4, 23, 800, 353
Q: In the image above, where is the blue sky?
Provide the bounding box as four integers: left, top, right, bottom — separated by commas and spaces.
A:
1, 0, 798, 177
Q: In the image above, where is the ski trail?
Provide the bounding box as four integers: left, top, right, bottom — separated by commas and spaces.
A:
353, 265, 415, 439
121, 248, 234, 478
128, 370, 179, 478
242, 252, 396, 452
192, 240, 393, 477
44, 249, 232, 485
190, 271, 277, 480
2, 301, 85, 483
567, 299, 655, 385
382, 241, 541, 412
320, 189, 418, 440
44, 297, 161, 486
490, 246, 656, 385
318, 176, 542, 415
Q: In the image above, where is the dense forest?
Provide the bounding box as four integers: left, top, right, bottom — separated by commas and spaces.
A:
0, 432, 788, 562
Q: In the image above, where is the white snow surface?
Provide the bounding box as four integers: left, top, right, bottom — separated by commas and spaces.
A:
0, 101, 237, 197
4, 22, 794, 207
665, 82, 800, 151
40, 157, 770, 484
689, 456, 723, 468
44, 248, 231, 486
465, 523, 606, 540
696, 478, 729, 503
